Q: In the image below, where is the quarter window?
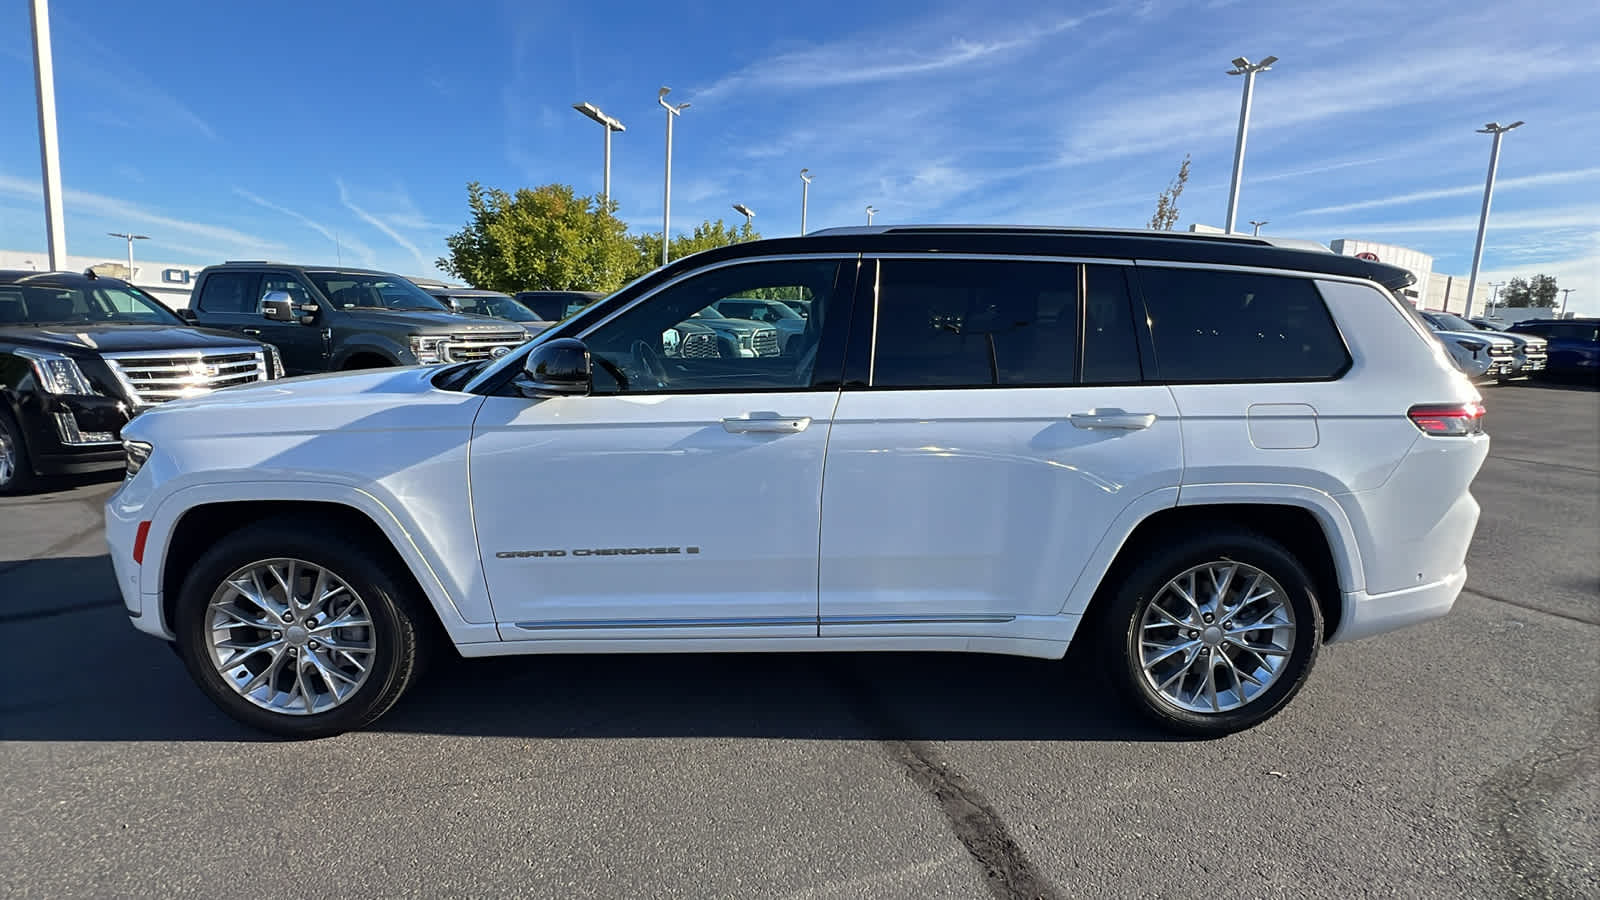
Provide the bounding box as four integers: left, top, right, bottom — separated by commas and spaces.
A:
869, 259, 1080, 388
1138, 267, 1349, 382
581, 260, 844, 394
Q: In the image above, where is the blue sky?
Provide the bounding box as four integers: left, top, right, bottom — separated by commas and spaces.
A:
1, 0, 1596, 312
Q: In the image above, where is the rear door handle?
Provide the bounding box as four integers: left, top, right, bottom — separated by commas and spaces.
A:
241, 328, 262, 336
722, 413, 812, 434
1069, 410, 1157, 431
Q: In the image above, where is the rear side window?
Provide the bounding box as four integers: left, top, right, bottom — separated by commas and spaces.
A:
196, 272, 260, 314
870, 259, 1078, 387
1137, 267, 1348, 382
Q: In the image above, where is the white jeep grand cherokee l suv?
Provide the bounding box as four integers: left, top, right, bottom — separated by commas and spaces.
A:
107, 226, 1488, 739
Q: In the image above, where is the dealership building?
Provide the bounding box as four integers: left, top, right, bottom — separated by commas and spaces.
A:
0, 249, 204, 307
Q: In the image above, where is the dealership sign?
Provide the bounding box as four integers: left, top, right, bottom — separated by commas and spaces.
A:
162, 268, 198, 284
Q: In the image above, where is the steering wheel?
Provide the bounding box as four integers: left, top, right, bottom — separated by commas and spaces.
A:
630, 339, 669, 388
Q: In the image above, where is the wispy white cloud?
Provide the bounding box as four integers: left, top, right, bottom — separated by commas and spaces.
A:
0, 173, 280, 250
1295, 167, 1600, 217
1315, 206, 1600, 237
336, 180, 432, 273
694, 11, 1109, 101
52, 17, 219, 141
235, 188, 377, 266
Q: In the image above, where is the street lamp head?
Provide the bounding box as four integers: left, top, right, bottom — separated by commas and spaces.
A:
800, 168, 812, 183
574, 102, 624, 131
1259, 55, 1278, 68
1479, 121, 1525, 134
1228, 54, 1277, 75
732, 203, 754, 219
1230, 56, 1250, 69
658, 86, 689, 114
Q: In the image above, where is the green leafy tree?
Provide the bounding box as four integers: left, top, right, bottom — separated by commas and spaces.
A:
1498, 274, 1559, 308
1147, 154, 1191, 230
631, 219, 760, 275
437, 182, 638, 293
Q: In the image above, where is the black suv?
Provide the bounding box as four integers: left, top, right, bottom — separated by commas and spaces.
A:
184, 263, 532, 374
0, 269, 280, 493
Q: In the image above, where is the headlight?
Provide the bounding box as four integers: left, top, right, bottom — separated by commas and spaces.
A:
17, 349, 97, 395
124, 440, 152, 479
265, 344, 284, 379
1456, 339, 1485, 357
409, 336, 449, 365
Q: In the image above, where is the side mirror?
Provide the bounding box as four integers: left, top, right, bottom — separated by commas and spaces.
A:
175, 307, 198, 323
519, 338, 591, 398
261, 291, 297, 322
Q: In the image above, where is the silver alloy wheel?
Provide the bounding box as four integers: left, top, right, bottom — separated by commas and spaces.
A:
0, 428, 14, 485
206, 558, 376, 716
1137, 561, 1297, 715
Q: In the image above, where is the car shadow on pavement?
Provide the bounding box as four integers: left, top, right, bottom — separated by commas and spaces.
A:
0, 555, 1173, 743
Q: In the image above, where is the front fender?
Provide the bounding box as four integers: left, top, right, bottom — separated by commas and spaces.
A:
331, 333, 410, 368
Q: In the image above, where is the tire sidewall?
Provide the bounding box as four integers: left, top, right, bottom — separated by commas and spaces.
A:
173, 527, 416, 738
1104, 532, 1323, 736
0, 409, 35, 495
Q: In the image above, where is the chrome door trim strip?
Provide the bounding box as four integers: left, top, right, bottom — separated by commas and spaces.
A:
820, 614, 1017, 626
514, 616, 817, 631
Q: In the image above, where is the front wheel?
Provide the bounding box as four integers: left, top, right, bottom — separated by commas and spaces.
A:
1095, 529, 1322, 737
173, 521, 427, 738
0, 410, 37, 495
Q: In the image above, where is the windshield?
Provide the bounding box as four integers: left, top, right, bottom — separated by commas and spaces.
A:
446, 294, 537, 322
0, 281, 184, 326
1427, 312, 1480, 332
308, 273, 448, 311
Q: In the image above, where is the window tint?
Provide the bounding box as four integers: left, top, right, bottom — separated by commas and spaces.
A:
261, 274, 316, 310
870, 259, 1077, 388
1138, 267, 1348, 382
1082, 265, 1142, 384
197, 272, 259, 314
579, 260, 842, 394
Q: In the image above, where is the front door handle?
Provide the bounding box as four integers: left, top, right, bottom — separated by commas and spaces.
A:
241, 328, 262, 336
1069, 409, 1157, 431
722, 413, 812, 434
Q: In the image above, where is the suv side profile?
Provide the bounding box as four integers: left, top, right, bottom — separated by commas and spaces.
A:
108, 226, 1487, 739
184, 263, 531, 373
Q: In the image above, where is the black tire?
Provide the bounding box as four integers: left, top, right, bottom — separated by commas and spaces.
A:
172, 519, 427, 739
1095, 528, 1322, 737
0, 409, 37, 496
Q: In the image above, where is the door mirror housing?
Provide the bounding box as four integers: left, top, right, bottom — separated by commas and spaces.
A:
175, 307, 198, 324
261, 290, 319, 325
520, 338, 591, 398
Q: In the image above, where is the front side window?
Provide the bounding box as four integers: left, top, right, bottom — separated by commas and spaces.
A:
307, 273, 448, 311
869, 258, 1079, 388
1138, 267, 1349, 383
260, 274, 317, 310
581, 260, 844, 394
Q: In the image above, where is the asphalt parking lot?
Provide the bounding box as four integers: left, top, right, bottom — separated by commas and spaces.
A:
2, 382, 1595, 899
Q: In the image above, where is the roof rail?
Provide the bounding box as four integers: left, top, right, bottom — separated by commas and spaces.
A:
803, 224, 1331, 253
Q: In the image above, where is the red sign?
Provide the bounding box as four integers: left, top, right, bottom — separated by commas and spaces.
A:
1354, 251, 1380, 261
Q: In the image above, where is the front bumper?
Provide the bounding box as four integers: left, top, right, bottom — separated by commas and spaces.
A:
1331, 566, 1466, 642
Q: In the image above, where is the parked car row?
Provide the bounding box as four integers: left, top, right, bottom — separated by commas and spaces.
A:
1416, 309, 1546, 383
1507, 317, 1600, 378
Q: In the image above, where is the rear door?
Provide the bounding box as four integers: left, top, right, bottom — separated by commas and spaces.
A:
817, 256, 1182, 636
191, 271, 261, 334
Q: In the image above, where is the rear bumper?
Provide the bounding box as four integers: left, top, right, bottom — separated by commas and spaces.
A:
1331, 566, 1466, 642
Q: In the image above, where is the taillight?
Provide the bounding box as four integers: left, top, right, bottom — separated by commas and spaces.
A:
1408, 402, 1485, 436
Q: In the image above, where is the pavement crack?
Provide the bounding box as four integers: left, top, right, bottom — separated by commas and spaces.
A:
1485, 453, 1599, 476
827, 660, 1061, 900
1464, 588, 1600, 628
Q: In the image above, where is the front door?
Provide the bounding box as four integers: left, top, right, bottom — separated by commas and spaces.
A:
256, 272, 330, 374
470, 257, 857, 637
818, 257, 1183, 635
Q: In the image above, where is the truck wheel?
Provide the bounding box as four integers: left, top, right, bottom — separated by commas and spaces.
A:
172, 520, 427, 738
1095, 528, 1322, 737
0, 410, 37, 495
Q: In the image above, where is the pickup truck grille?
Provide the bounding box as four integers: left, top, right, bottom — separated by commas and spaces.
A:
1486, 344, 1514, 358
680, 332, 720, 359
104, 349, 268, 406
446, 331, 527, 362
752, 328, 779, 357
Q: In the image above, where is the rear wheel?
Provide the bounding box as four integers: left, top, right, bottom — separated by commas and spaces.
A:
0, 410, 37, 495
173, 520, 427, 738
1096, 529, 1322, 736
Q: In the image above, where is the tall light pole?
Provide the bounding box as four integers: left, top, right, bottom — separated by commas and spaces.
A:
107, 232, 149, 281
1224, 55, 1277, 235
865, 205, 877, 225
573, 102, 625, 207
732, 203, 754, 236
31, 0, 67, 270
1249, 219, 1268, 236
1487, 281, 1504, 314
1559, 288, 1574, 317
658, 86, 690, 267
799, 168, 813, 235
1465, 121, 1524, 318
